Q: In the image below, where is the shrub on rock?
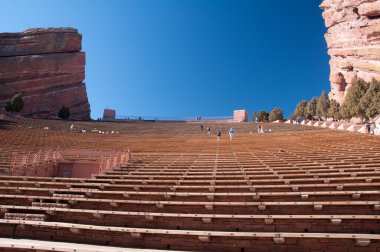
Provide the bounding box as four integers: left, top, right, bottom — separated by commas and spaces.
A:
5, 93, 24, 113
58, 106, 70, 120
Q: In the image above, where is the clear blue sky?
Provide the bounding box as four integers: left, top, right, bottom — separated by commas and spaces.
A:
1, 0, 330, 119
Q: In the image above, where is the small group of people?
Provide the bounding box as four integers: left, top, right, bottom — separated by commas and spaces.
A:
69, 124, 86, 133
200, 125, 211, 134
257, 125, 264, 133
257, 125, 272, 134
366, 122, 380, 135
215, 128, 235, 142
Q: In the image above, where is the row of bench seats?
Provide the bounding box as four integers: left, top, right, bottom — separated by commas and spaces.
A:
0, 118, 380, 251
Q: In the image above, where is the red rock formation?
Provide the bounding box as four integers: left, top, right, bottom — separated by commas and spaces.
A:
320, 0, 380, 104
0, 28, 91, 120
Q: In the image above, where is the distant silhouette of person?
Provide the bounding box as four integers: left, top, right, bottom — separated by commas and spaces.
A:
200, 125, 203, 131
258, 125, 264, 133
367, 123, 371, 135
70, 124, 74, 133
269, 128, 272, 133
217, 131, 221, 142
229, 128, 235, 141
207, 126, 211, 135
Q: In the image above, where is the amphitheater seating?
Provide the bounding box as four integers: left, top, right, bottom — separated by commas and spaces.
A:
0, 118, 379, 251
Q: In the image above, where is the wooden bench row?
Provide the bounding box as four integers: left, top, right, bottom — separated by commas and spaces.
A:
1, 175, 379, 188
1, 194, 379, 214
1, 181, 380, 194
2, 186, 380, 202
1, 218, 379, 246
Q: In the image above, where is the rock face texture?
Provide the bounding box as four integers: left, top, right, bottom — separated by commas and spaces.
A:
0, 28, 91, 120
320, 0, 380, 104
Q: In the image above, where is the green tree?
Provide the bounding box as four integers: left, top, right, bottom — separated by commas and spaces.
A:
5, 93, 24, 113
328, 99, 341, 121
292, 100, 308, 119
340, 78, 369, 120
306, 97, 318, 120
252, 112, 258, 122
359, 78, 380, 119
58, 106, 70, 120
257, 110, 269, 122
316, 90, 330, 119
5, 102, 12, 112
269, 107, 284, 122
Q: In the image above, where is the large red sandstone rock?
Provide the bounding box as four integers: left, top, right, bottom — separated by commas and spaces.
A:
0, 28, 90, 120
0, 28, 81, 57
320, 0, 380, 104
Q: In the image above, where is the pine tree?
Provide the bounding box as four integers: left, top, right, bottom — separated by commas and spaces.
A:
316, 90, 329, 120
340, 78, 369, 120
306, 97, 318, 120
360, 78, 380, 119
257, 111, 269, 122
328, 99, 341, 121
269, 107, 284, 122
292, 100, 308, 119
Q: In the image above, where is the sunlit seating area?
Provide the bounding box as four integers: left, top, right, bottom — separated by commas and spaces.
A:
0, 118, 379, 251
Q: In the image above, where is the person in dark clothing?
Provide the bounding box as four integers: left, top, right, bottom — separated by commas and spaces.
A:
207, 126, 211, 135
367, 123, 371, 135
200, 125, 203, 131
217, 131, 221, 141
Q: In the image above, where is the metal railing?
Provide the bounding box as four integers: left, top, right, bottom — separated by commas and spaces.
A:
115, 115, 234, 122
10, 150, 60, 176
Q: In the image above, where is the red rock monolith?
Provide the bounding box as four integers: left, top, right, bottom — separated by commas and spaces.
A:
0, 27, 91, 120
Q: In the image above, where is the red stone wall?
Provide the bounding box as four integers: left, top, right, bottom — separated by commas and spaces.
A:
233, 110, 248, 122
103, 108, 116, 120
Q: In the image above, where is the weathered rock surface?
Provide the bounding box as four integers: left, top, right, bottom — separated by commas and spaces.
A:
320, 0, 380, 104
0, 28, 90, 120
